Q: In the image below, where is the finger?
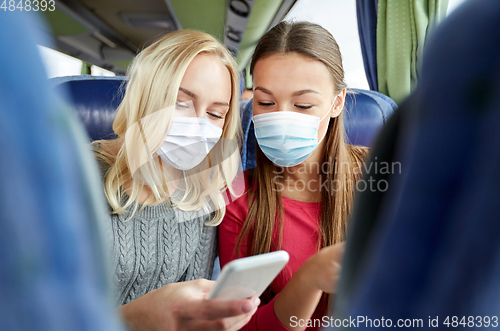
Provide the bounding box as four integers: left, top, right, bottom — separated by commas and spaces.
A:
188, 278, 215, 293
185, 310, 257, 331
186, 319, 227, 331
224, 309, 257, 331
328, 242, 346, 263
336, 241, 346, 255
323, 275, 342, 294
187, 297, 259, 320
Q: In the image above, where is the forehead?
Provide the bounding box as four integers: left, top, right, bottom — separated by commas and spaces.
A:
180, 53, 232, 99
252, 53, 334, 94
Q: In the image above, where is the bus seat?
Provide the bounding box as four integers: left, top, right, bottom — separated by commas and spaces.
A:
52, 75, 126, 141
240, 89, 397, 170
344, 89, 397, 146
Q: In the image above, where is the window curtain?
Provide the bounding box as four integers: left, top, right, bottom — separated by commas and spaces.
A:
356, 0, 379, 91
377, 0, 449, 104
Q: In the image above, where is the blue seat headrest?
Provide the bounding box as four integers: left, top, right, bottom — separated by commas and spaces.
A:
52, 76, 127, 141
344, 89, 397, 146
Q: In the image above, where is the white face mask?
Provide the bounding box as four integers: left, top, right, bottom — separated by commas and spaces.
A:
157, 116, 223, 170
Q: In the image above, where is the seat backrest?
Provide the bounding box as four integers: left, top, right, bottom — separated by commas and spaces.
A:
52, 75, 127, 141
344, 89, 397, 146
241, 88, 397, 170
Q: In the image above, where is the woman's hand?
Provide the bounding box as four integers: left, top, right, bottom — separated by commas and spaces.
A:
120, 279, 260, 331
298, 241, 345, 294
274, 242, 345, 330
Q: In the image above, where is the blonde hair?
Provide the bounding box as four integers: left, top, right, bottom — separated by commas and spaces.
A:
94, 30, 242, 225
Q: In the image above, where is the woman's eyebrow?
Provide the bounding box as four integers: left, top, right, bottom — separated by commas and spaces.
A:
212, 101, 230, 106
180, 87, 229, 107
254, 87, 320, 97
254, 86, 273, 95
291, 89, 321, 96
179, 87, 197, 98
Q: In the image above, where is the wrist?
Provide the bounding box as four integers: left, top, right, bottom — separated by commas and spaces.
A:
119, 289, 157, 331
274, 266, 323, 331
295, 262, 323, 294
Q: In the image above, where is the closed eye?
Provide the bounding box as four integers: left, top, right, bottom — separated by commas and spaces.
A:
207, 112, 223, 119
176, 102, 190, 110
295, 105, 312, 110
258, 102, 274, 107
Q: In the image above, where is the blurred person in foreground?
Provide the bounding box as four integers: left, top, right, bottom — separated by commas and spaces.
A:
0, 11, 257, 331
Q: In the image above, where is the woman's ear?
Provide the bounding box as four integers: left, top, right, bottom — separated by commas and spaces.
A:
330, 88, 347, 118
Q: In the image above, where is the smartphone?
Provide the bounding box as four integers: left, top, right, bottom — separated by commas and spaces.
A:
206, 251, 290, 301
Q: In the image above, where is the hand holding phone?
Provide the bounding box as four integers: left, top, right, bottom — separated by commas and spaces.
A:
206, 251, 289, 301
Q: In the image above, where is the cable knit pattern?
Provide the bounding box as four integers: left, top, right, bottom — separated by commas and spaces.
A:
192, 223, 218, 280
106, 205, 216, 306
95, 157, 217, 306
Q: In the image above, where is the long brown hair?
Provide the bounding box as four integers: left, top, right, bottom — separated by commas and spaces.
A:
236, 21, 367, 262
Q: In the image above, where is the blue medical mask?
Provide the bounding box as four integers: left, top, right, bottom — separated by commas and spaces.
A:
253, 100, 335, 167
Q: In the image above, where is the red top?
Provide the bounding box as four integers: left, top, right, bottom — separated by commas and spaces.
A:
218, 172, 325, 331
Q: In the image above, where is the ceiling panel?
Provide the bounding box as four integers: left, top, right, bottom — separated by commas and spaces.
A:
76, 0, 175, 48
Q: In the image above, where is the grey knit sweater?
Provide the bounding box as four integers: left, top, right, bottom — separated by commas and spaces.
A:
97, 160, 217, 306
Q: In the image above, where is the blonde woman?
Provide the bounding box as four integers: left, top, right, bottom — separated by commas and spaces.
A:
94, 30, 258, 331
219, 22, 368, 331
